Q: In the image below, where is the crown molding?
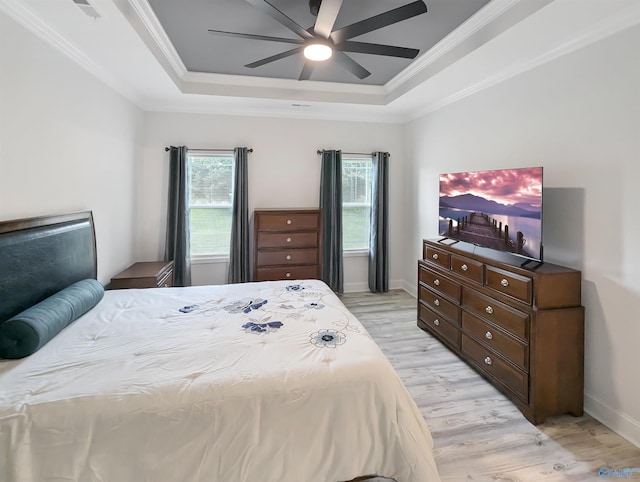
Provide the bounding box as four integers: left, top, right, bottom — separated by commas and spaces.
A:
114, 0, 185, 80
405, 0, 640, 121
0, 0, 141, 105
386, 0, 521, 93
181, 71, 387, 104
143, 101, 405, 124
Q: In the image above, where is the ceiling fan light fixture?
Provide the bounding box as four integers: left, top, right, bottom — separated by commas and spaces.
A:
304, 43, 333, 61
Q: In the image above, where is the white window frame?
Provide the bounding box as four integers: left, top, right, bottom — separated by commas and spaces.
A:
187, 150, 235, 261
342, 155, 373, 255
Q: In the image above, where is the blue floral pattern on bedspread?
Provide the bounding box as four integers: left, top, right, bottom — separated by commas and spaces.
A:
223, 298, 268, 314
242, 321, 284, 333
171, 281, 363, 346
310, 329, 346, 348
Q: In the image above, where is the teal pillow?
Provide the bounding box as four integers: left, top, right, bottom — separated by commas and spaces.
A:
0, 279, 104, 359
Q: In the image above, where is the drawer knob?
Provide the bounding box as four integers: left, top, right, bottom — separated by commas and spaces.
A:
484, 356, 493, 366
286, 272, 291, 278
434, 299, 440, 306
433, 279, 440, 286
432, 253, 439, 260
485, 306, 494, 315
287, 219, 292, 225
433, 319, 440, 326
286, 237, 292, 243
461, 264, 468, 271
501, 278, 509, 287
485, 331, 493, 340
286, 255, 292, 260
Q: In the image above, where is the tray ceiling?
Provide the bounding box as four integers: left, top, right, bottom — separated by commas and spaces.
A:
146, 0, 491, 85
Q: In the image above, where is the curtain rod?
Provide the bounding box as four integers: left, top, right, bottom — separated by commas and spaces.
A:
165, 146, 253, 153
316, 150, 378, 156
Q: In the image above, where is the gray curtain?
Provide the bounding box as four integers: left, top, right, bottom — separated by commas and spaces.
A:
165, 146, 191, 286
228, 147, 250, 283
368, 151, 390, 292
319, 150, 344, 293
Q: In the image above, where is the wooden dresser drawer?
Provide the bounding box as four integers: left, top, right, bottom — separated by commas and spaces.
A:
111, 261, 174, 289
418, 239, 585, 425
451, 255, 484, 284
486, 266, 532, 304
462, 287, 528, 340
256, 213, 320, 232
462, 334, 528, 401
256, 248, 318, 267
256, 232, 319, 249
255, 265, 319, 281
419, 264, 461, 302
419, 285, 460, 325
254, 209, 322, 282
424, 245, 451, 270
462, 311, 528, 371
418, 303, 460, 349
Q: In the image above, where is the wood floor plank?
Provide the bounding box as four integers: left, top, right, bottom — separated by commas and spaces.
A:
341, 290, 640, 482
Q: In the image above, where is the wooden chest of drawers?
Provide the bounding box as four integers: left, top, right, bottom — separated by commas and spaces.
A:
418, 239, 584, 425
111, 261, 174, 289
253, 209, 321, 282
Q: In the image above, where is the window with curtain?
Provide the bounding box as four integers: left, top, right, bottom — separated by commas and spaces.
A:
187, 151, 235, 257
342, 157, 373, 251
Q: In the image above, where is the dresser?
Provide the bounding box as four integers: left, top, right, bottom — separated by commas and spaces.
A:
110, 261, 174, 289
253, 209, 322, 281
417, 238, 584, 425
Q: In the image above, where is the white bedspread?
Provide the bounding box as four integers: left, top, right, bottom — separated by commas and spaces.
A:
0, 280, 440, 482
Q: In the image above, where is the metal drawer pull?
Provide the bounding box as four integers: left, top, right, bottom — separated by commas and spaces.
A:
286, 272, 291, 278
501, 278, 509, 287
485, 331, 493, 340
286, 255, 291, 260
432, 253, 439, 260
286, 237, 292, 242
433, 279, 440, 286
485, 306, 494, 315
287, 219, 292, 224
484, 356, 492, 366
433, 319, 440, 326
461, 264, 468, 271
434, 299, 440, 306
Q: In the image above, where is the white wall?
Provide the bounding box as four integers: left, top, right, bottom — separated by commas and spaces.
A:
404, 24, 640, 446
141, 112, 405, 291
0, 12, 144, 285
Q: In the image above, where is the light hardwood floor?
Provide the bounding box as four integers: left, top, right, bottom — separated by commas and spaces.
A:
340, 290, 640, 482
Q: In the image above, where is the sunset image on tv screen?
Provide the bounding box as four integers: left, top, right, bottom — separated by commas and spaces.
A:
439, 167, 543, 260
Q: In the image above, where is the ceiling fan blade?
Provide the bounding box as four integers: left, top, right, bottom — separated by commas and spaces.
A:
333, 51, 370, 79
208, 29, 304, 45
246, 0, 313, 40
245, 47, 303, 68
299, 62, 315, 81
313, 0, 343, 39
331, 1, 427, 44
336, 41, 419, 59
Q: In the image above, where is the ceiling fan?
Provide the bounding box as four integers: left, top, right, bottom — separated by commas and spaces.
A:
208, 0, 428, 81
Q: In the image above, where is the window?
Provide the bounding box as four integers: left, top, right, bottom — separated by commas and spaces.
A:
187, 151, 234, 257
342, 157, 373, 251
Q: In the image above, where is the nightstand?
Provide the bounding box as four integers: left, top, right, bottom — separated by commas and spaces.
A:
110, 261, 174, 289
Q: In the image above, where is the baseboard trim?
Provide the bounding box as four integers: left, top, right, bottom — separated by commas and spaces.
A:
343, 279, 404, 294
583, 394, 640, 449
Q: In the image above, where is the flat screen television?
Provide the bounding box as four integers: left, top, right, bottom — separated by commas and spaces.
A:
439, 166, 543, 262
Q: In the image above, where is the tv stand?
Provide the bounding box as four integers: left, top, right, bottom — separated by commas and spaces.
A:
437, 237, 459, 246
417, 239, 584, 425
519, 258, 544, 269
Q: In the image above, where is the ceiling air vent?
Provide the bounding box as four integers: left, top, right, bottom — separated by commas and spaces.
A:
72, 0, 101, 19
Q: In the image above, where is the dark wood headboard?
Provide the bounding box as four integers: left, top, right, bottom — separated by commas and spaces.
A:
0, 211, 97, 323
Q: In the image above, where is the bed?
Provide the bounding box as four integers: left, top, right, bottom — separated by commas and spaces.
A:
0, 212, 440, 482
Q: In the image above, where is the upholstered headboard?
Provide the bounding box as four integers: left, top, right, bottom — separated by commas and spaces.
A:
0, 211, 97, 324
